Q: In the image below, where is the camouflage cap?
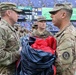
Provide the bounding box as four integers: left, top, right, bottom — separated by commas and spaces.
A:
37, 16, 46, 22
0, 2, 22, 12
49, 3, 72, 14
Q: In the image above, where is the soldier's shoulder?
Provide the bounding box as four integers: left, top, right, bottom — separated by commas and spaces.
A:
64, 25, 76, 37
45, 30, 53, 35
0, 21, 9, 30
31, 30, 37, 36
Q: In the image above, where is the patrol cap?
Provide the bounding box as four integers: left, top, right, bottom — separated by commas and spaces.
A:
49, 3, 72, 14
37, 16, 46, 22
0, 2, 22, 12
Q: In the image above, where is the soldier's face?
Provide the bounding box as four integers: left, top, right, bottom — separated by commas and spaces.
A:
11, 10, 19, 23
7, 10, 19, 24
50, 10, 63, 28
38, 21, 46, 29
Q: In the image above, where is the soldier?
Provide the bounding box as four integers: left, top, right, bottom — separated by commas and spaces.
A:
0, 2, 22, 75
31, 16, 53, 39
49, 3, 76, 75
31, 23, 38, 32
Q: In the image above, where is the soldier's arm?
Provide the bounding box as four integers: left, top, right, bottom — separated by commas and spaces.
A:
0, 28, 20, 66
56, 34, 75, 70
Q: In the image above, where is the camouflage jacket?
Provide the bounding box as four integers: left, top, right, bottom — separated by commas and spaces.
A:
0, 19, 20, 74
55, 23, 76, 75
31, 29, 53, 39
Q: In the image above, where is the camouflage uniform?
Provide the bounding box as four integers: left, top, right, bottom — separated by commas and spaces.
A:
0, 2, 22, 75
32, 29, 53, 39
55, 23, 76, 75
31, 16, 53, 38
0, 19, 21, 75
49, 3, 76, 75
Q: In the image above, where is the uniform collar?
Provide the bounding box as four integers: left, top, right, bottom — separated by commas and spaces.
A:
55, 23, 72, 37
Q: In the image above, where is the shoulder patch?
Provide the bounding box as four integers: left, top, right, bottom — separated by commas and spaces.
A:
62, 51, 70, 60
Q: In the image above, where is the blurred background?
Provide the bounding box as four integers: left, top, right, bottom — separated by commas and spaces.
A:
0, 0, 76, 34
